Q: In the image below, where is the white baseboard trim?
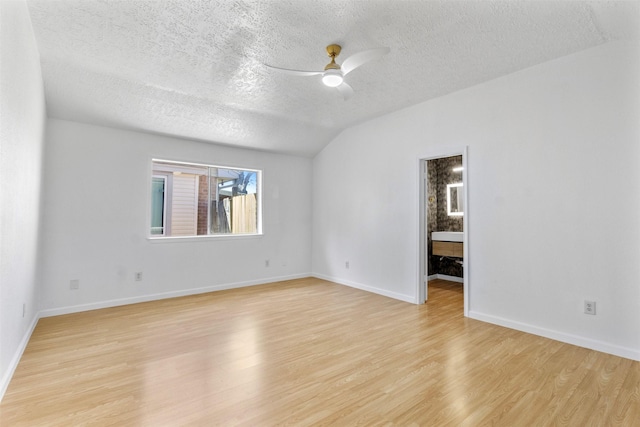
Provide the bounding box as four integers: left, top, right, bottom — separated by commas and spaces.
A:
432, 274, 463, 283
6, 276, 636, 406
0, 313, 40, 402
312, 273, 415, 304
468, 310, 640, 362
39, 273, 309, 318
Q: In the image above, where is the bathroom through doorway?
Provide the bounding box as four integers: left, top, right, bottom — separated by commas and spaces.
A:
418, 147, 468, 315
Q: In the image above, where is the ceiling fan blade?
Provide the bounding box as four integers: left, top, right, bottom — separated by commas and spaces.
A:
336, 82, 354, 100
264, 64, 323, 77
341, 47, 390, 76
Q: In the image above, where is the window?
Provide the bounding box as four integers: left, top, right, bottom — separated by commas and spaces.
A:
150, 159, 261, 237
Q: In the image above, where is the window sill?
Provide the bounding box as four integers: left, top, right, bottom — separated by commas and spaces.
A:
147, 233, 263, 243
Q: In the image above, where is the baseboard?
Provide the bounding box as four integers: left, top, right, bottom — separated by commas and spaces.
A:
0, 312, 40, 402
312, 273, 415, 304
39, 273, 309, 318
468, 310, 640, 362
432, 274, 463, 283
9, 276, 636, 407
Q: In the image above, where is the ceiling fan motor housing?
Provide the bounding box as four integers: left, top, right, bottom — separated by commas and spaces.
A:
322, 44, 344, 87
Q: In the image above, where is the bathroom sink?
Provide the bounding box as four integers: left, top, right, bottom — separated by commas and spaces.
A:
432, 231, 463, 242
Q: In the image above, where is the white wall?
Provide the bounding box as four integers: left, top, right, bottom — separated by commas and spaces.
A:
0, 0, 46, 398
312, 41, 640, 360
39, 119, 312, 314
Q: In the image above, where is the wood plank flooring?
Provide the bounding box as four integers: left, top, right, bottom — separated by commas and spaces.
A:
1, 278, 638, 426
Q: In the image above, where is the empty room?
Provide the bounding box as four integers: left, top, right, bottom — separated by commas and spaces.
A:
1, 0, 639, 425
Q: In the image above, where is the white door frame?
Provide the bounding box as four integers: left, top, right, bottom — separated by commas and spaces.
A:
417, 146, 469, 316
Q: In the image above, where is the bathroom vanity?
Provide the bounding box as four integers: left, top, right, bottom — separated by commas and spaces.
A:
432, 231, 463, 257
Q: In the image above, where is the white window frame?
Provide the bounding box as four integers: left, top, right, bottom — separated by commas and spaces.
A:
149, 158, 262, 240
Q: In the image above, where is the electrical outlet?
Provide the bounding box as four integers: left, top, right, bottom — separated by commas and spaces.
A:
265, 259, 270, 267
345, 261, 350, 269
584, 300, 596, 315
135, 272, 143, 281
22, 303, 26, 318
70, 279, 80, 290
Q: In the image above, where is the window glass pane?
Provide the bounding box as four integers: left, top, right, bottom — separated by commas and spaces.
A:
150, 177, 165, 235
212, 168, 258, 234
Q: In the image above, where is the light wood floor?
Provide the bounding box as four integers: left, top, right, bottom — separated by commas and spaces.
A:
1, 278, 638, 426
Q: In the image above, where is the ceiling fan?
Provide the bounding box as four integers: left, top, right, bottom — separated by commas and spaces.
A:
265, 44, 390, 100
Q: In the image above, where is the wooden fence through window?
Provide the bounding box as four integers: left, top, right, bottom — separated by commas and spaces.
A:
230, 194, 257, 233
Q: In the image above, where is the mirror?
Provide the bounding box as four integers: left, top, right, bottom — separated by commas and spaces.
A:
447, 183, 464, 216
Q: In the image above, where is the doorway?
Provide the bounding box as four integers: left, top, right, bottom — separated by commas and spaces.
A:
418, 147, 468, 316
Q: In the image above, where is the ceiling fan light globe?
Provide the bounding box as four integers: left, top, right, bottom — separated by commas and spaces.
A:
322, 70, 343, 87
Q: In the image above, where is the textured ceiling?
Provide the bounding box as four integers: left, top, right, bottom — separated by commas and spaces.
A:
26, 0, 640, 157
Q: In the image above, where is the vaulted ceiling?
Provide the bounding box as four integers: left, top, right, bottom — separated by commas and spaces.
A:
27, 1, 639, 157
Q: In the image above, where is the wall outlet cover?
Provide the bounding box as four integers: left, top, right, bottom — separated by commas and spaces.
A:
584, 300, 596, 315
